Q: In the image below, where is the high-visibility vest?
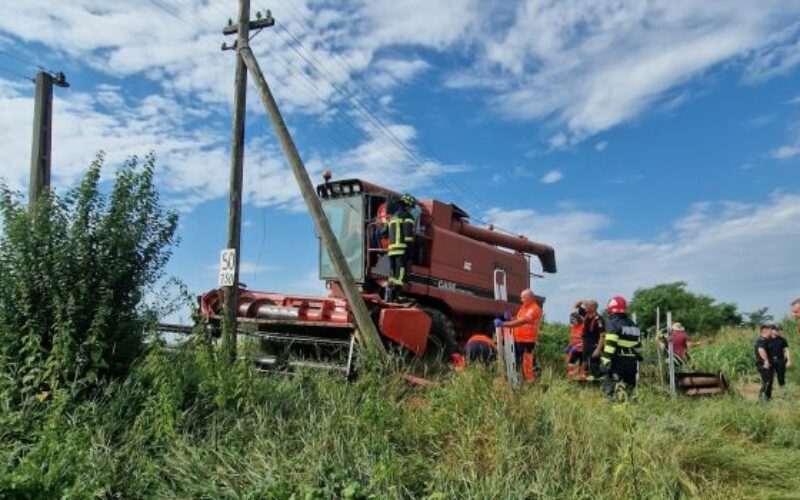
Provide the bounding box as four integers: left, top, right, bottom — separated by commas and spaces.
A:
387, 213, 414, 257
603, 316, 642, 357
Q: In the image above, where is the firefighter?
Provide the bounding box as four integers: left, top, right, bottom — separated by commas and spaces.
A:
494, 288, 542, 383
384, 193, 416, 303
464, 333, 496, 365
582, 300, 606, 381
601, 296, 643, 401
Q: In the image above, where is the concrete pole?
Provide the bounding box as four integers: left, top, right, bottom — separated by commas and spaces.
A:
29, 72, 54, 209
238, 45, 386, 357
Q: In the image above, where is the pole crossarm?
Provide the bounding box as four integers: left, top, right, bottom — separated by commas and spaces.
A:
222, 15, 275, 35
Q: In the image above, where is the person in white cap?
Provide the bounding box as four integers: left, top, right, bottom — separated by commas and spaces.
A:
669, 322, 690, 366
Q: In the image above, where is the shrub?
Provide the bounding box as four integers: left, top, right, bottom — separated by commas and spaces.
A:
0, 152, 178, 407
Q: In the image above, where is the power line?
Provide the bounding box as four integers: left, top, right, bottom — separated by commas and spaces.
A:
0, 65, 33, 82
274, 23, 476, 212
271, 1, 489, 201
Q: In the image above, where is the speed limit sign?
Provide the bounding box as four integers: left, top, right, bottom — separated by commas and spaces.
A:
218, 248, 236, 287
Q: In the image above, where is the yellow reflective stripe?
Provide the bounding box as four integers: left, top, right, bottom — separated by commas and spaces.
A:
605, 333, 620, 342
618, 339, 639, 348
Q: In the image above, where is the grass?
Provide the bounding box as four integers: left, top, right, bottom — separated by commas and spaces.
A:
1, 327, 799, 499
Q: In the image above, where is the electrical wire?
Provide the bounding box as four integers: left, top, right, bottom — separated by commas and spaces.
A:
166, 1, 528, 239
274, 23, 474, 211
272, 2, 490, 214
0, 65, 33, 82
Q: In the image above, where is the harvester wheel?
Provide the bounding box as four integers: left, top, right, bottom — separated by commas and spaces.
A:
422, 308, 459, 363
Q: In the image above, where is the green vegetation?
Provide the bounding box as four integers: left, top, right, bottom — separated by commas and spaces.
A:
0, 153, 178, 408
1, 157, 798, 498
2, 335, 799, 499
629, 282, 742, 335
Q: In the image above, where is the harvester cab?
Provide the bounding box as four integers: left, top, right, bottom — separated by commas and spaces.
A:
200, 175, 557, 374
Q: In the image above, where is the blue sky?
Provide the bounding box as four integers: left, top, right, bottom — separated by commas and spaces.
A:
1, 0, 800, 322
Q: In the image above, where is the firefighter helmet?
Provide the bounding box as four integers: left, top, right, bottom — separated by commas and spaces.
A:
400, 193, 416, 206
606, 295, 627, 314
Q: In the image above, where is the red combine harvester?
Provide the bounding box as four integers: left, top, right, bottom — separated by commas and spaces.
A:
200, 176, 556, 375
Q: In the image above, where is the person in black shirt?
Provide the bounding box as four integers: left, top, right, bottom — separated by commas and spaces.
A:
754, 324, 774, 401
581, 299, 605, 381
769, 325, 792, 388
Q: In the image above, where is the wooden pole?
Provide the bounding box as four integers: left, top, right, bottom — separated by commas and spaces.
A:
221, 0, 250, 363
238, 44, 387, 357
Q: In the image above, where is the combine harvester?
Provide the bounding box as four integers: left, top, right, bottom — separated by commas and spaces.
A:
201, 176, 556, 375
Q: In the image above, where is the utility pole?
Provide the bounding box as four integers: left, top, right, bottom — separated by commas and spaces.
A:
29, 70, 69, 210
220, 0, 252, 363
223, 13, 387, 357
241, 45, 386, 356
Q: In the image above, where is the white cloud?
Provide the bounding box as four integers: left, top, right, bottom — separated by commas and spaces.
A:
485, 193, 800, 321
771, 144, 800, 160
595, 141, 608, 152
540, 170, 563, 184
743, 23, 800, 83
513, 165, 534, 178
369, 58, 430, 89
451, 1, 800, 141
0, 79, 229, 204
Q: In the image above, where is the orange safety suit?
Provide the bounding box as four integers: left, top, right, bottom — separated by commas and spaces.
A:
570, 323, 584, 351
514, 301, 541, 343
567, 322, 585, 380
514, 301, 542, 382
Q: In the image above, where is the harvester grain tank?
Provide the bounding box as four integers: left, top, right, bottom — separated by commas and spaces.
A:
201, 176, 556, 373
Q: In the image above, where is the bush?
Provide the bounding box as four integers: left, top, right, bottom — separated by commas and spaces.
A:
684, 328, 755, 379
629, 282, 741, 335
0, 152, 178, 407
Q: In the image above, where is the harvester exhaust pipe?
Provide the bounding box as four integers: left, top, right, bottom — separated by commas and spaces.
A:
452, 221, 557, 273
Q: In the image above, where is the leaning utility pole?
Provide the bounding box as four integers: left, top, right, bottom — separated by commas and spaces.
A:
220, 8, 386, 359
29, 70, 69, 209
220, 12, 387, 357
241, 45, 386, 355
220, 0, 251, 363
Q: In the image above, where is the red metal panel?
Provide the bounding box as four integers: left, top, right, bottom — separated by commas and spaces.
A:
379, 308, 431, 355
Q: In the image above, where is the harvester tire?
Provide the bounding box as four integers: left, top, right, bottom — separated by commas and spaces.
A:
422, 308, 459, 363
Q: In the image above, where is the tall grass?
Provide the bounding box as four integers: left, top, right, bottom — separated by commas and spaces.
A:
2, 338, 799, 499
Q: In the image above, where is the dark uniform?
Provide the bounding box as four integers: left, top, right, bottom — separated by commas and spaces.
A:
384, 197, 415, 302
754, 335, 774, 400
768, 334, 789, 388
582, 312, 605, 379
465, 334, 496, 364
602, 314, 642, 400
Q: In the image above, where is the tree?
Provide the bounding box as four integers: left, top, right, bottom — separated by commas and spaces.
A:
0, 152, 178, 406
744, 307, 773, 328
628, 282, 742, 335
